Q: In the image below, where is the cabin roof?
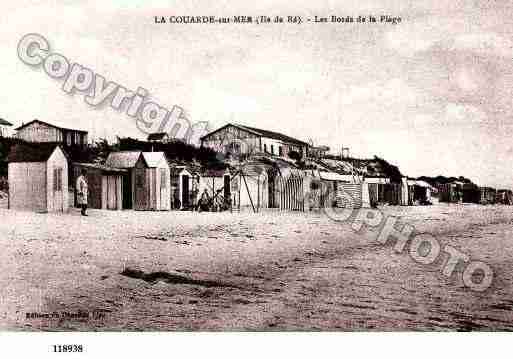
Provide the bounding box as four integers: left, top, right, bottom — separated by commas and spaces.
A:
14, 119, 88, 133
73, 162, 128, 173
141, 152, 168, 168
105, 151, 145, 168
7, 143, 66, 163
201, 123, 309, 146
170, 166, 192, 177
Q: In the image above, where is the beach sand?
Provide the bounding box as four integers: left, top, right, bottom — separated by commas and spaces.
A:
1, 203, 512, 331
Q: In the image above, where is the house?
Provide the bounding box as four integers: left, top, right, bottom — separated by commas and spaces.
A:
72, 163, 127, 210
0, 118, 13, 137
7, 143, 69, 212
308, 145, 330, 159
15, 119, 88, 146
105, 151, 171, 210
200, 123, 309, 160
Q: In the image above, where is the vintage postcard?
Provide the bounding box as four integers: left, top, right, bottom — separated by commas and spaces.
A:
1, 0, 512, 356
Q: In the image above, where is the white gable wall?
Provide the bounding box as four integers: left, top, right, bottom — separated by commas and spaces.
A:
46, 147, 69, 212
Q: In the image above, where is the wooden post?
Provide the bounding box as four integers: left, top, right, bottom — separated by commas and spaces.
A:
257, 175, 260, 212
242, 171, 256, 213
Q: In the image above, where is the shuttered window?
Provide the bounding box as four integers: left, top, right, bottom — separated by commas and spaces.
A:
53, 168, 62, 191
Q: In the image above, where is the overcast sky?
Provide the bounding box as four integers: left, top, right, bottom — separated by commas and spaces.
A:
1, 1, 513, 187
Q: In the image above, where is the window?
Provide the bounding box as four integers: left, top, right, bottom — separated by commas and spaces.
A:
270, 145, 274, 155
279, 146, 283, 156
264, 144, 267, 153
160, 169, 167, 189
53, 168, 62, 191
136, 173, 144, 188
66, 133, 71, 146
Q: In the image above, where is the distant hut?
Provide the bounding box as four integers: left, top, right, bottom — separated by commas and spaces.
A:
105, 151, 171, 211
438, 183, 462, 203
479, 187, 497, 205
408, 180, 434, 205
365, 177, 390, 206
7, 143, 69, 212
462, 183, 480, 204
496, 189, 513, 205
72, 163, 127, 210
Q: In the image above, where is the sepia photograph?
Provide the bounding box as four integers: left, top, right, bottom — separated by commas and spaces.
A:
0, 0, 512, 357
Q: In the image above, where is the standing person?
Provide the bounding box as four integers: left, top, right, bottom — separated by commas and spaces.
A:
198, 188, 210, 212
76, 168, 88, 216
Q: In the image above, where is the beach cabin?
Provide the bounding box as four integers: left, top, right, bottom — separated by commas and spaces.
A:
496, 189, 513, 205
72, 163, 126, 210
141, 152, 171, 211
105, 151, 171, 211
105, 151, 147, 210
365, 177, 391, 206
7, 143, 69, 212
170, 166, 196, 209
479, 187, 497, 205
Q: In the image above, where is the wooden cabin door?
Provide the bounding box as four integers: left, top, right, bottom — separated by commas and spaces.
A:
106, 175, 117, 210
181, 174, 189, 208
135, 169, 148, 210
159, 168, 168, 210
122, 173, 132, 209
52, 167, 64, 212
223, 175, 231, 206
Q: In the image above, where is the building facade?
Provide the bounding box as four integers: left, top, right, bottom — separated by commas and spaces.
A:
15, 120, 88, 146
200, 123, 309, 160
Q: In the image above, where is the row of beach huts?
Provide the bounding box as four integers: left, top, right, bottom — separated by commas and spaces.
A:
4, 120, 512, 213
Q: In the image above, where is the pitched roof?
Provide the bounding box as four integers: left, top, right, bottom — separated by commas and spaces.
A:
73, 162, 128, 174
0, 118, 12, 126
14, 119, 88, 133
7, 143, 65, 163
141, 152, 168, 167
170, 166, 192, 177
147, 132, 168, 141
201, 123, 309, 146
105, 151, 144, 168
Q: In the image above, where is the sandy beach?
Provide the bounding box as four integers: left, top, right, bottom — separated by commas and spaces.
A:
1, 203, 512, 331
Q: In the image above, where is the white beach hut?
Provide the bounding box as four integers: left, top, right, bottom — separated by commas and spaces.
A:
8, 143, 69, 212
